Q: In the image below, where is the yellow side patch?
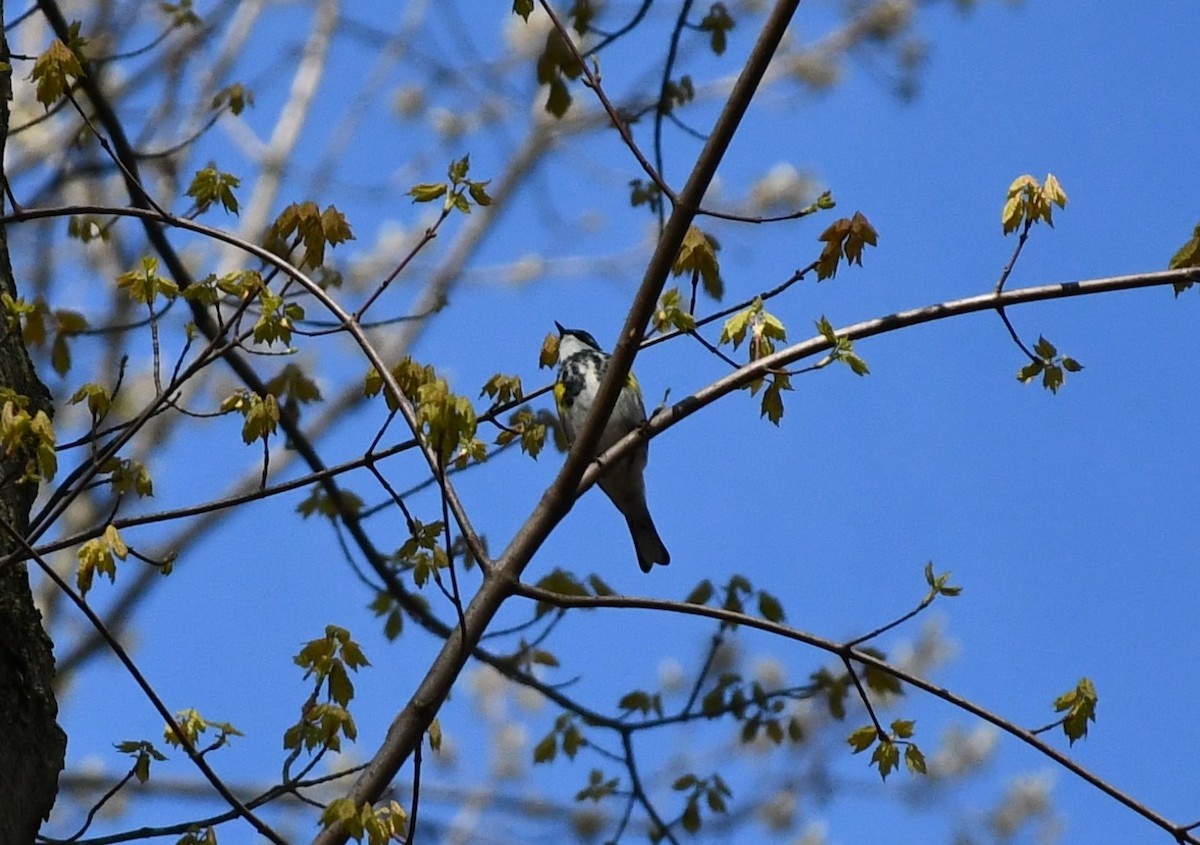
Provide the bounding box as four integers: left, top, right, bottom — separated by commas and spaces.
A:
553, 380, 567, 413
626, 371, 640, 395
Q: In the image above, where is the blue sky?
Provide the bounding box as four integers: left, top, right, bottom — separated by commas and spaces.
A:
22, 1, 1200, 843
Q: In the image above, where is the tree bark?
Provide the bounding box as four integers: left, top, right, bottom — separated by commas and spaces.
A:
0, 11, 68, 842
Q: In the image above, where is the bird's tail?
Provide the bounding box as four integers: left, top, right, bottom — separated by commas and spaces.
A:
626, 510, 670, 573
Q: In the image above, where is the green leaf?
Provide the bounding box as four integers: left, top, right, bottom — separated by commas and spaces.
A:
672, 773, 697, 791
70, 383, 113, 417
116, 256, 178, 304
408, 182, 447, 203
533, 731, 557, 763
653, 287, 697, 333
1033, 335, 1057, 359
212, 82, 254, 115
757, 590, 785, 623
843, 352, 870, 376
890, 718, 915, 739
815, 213, 877, 279
815, 315, 836, 344
759, 374, 790, 425
847, 724, 877, 753
698, 3, 736, 55
672, 226, 723, 300
618, 691, 651, 713
265, 201, 355, 270
562, 724, 585, 758
904, 744, 927, 774
186, 165, 241, 215
1017, 360, 1044, 384
863, 661, 902, 698
29, 32, 86, 109
587, 574, 614, 596
1053, 677, 1098, 745
871, 738, 900, 780
720, 308, 752, 349
923, 562, 962, 600
1169, 224, 1200, 294
480, 373, 523, 404
1042, 363, 1064, 394
685, 579, 715, 605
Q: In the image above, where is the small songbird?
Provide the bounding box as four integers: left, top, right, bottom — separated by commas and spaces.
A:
553, 322, 669, 572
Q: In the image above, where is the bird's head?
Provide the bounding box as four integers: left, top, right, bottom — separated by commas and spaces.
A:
554, 321, 603, 361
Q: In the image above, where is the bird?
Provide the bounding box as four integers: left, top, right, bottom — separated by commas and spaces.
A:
553, 321, 670, 573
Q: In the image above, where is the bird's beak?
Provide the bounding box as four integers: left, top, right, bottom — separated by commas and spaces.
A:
554, 320, 566, 335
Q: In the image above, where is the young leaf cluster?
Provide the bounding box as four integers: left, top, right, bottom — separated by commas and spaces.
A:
76, 524, 128, 596
847, 719, 926, 780
164, 709, 243, 752
533, 712, 587, 764
264, 202, 354, 270
512, 636, 561, 676
320, 798, 408, 845
365, 357, 484, 466
12, 296, 89, 376
69, 382, 112, 419
1002, 173, 1068, 235
285, 626, 371, 754
391, 519, 448, 589
671, 772, 732, 834
497, 407, 548, 458
416, 377, 482, 466
114, 739, 167, 784
408, 155, 492, 214
629, 178, 664, 215
653, 287, 697, 333
922, 561, 962, 604
186, 165, 242, 216
575, 768, 620, 803
219, 390, 280, 444
366, 589, 415, 642
673, 225, 724, 300
265, 363, 323, 424
535, 27, 585, 118
67, 215, 109, 243
1168, 222, 1200, 294
160, 1, 201, 28
29, 21, 87, 108
211, 82, 254, 116
0, 397, 57, 482
1016, 335, 1083, 394
698, 3, 737, 55
699, 673, 806, 745
720, 297, 791, 424
1053, 677, 1098, 745
661, 75, 696, 115
617, 689, 664, 719
684, 574, 786, 626
532, 568, 615, 618
482, 375, 548, 458
100, 457, 155, 498
116, 256, 180, 305
816, 315, 870, 376
816, 212, 878, 280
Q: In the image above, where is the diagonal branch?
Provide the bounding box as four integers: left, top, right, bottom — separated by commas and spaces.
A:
308, 2, 808, 841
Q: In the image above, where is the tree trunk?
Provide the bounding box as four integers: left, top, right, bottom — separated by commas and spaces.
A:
0, 11, 68, 842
